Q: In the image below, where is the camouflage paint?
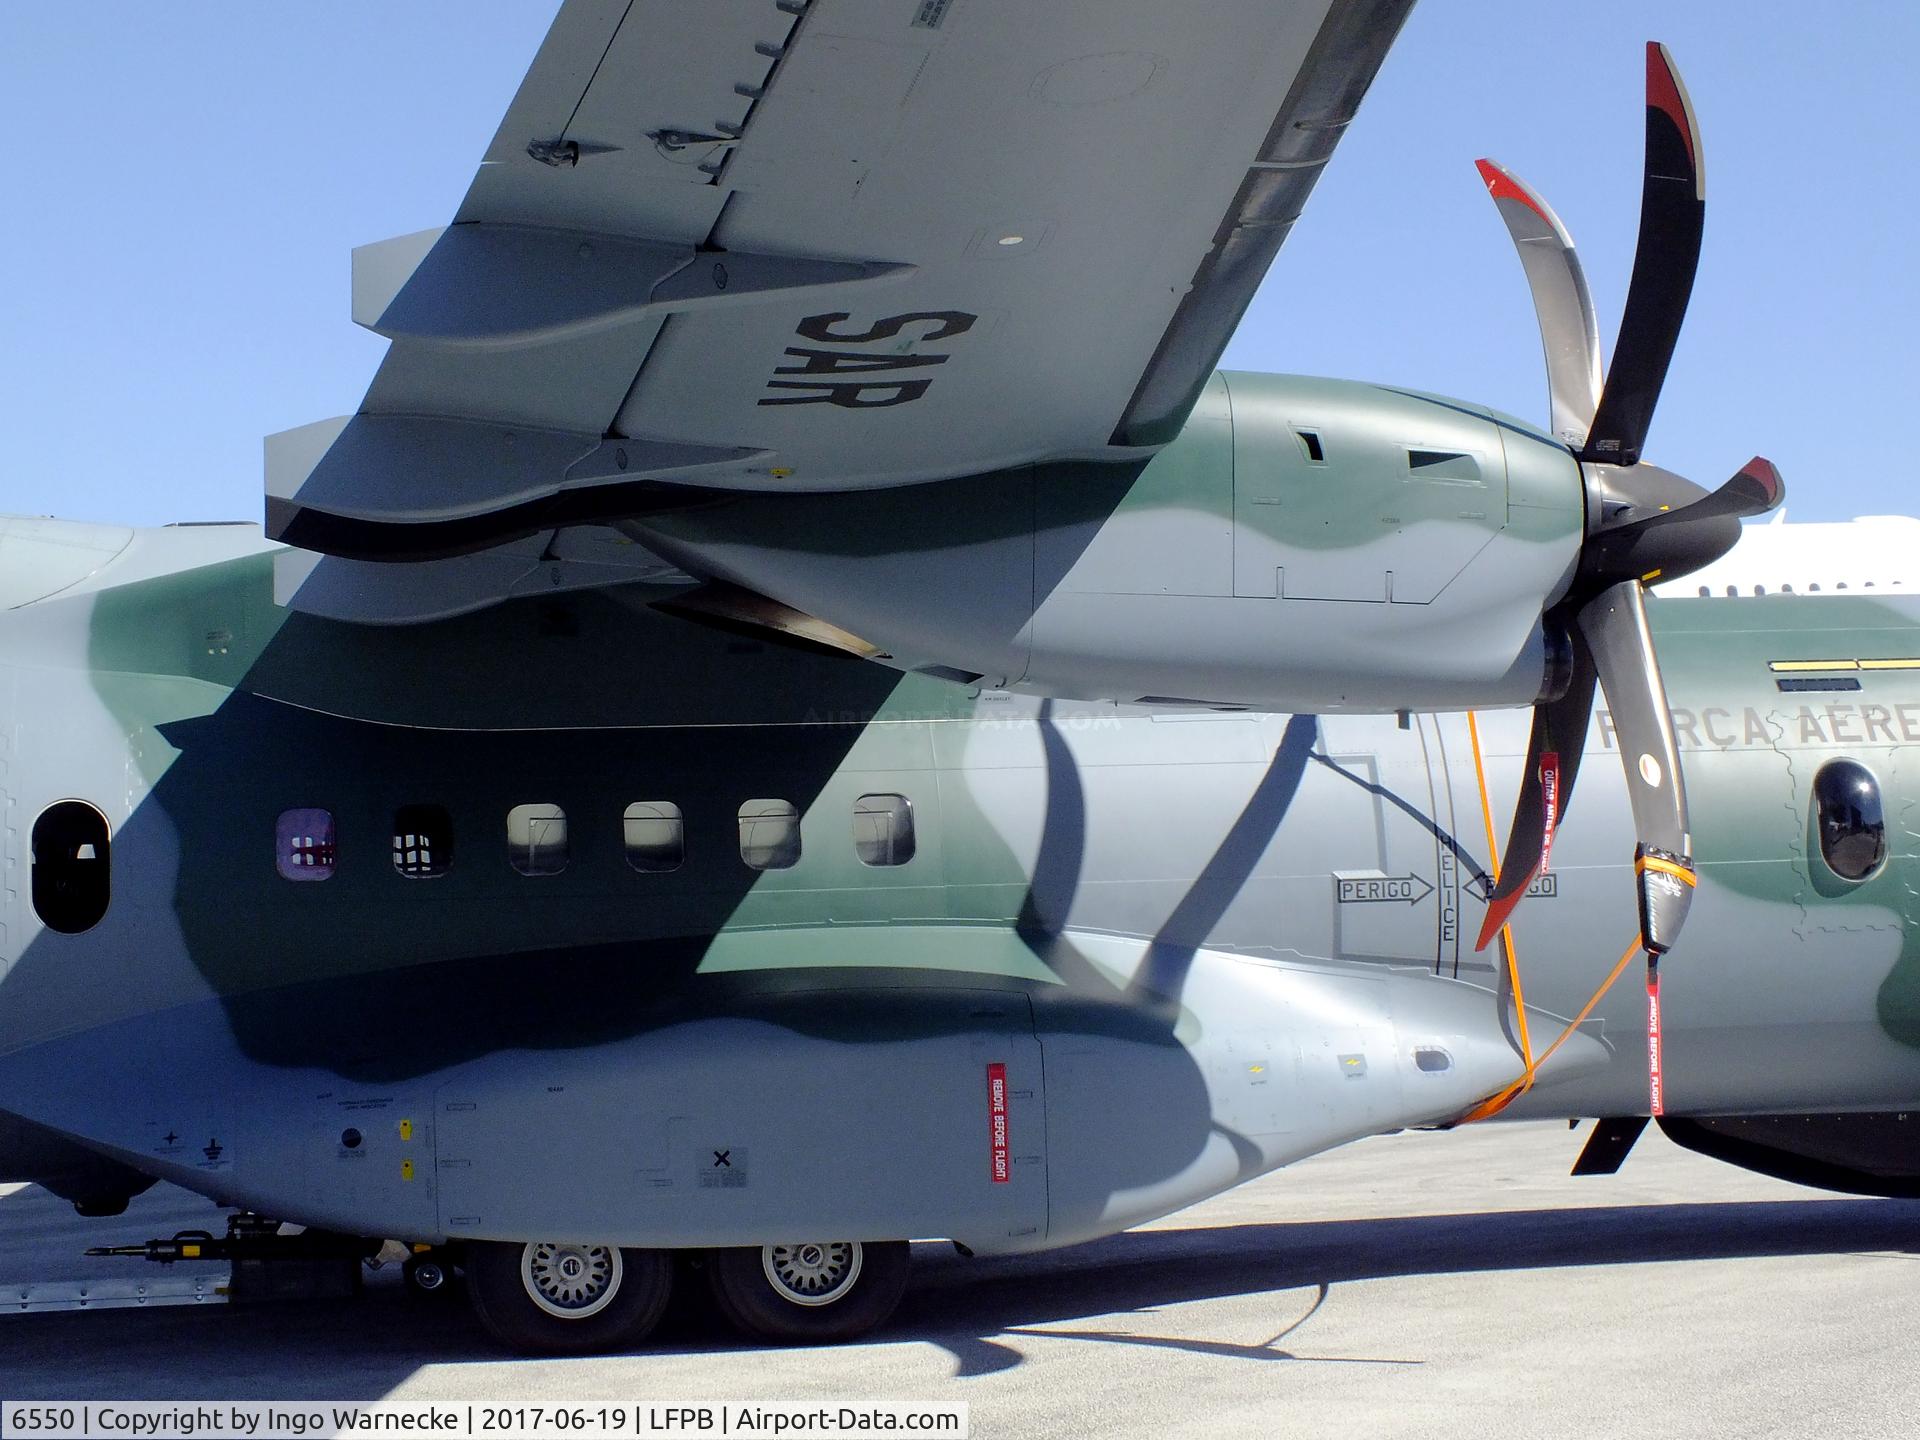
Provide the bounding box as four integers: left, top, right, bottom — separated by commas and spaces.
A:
1, 525, 1918, 1243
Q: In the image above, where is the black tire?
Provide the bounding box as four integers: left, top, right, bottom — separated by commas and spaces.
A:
466, 1240, 672, 1355
707, 1240, 910, 1345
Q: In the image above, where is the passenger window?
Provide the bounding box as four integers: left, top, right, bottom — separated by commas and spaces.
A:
739, 799, 801, 871
507, 804, 569, 876
276, 808, 336, 881
392, 805, 454, 878
32, 801, 110, 933
1813, 760, 1886, 882
852, 793, 916, 867
624, 802, 684, 872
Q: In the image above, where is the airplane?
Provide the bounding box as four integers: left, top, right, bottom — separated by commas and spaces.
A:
4, 2, 1916, 1356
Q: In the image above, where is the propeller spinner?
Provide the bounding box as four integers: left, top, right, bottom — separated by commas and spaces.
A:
1473, 44, 1785, 959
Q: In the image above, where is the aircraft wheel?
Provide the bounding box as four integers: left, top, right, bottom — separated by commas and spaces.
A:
466, 1240, 671, 1354
707, 1240, 909, 1345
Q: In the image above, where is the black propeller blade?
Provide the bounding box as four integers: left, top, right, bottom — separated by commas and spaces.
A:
1579, 43, 1705, 468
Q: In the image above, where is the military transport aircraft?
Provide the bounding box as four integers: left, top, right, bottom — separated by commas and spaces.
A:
4, 1, 1915, 1355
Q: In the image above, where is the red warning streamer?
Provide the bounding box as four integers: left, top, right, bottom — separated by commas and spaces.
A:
987, 1062, 1010, 1184
1646, 962, 1666, 1117
1539, 751, 1562, 874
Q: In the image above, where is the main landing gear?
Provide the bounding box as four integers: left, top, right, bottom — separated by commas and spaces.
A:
461, 1236, 912, 1353
706, 1240, 911, 1345
92, 1215, 914, 1354
465, 1242, 674, 1354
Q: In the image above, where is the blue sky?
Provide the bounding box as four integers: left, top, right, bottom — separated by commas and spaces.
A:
2, 3, 1912, 526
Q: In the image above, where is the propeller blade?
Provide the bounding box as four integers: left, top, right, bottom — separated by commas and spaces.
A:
1579, 42, 1706, 467
1475, 159, 1605, 448
1579, 579, 1695, 953
1621, 455, 1785, 533
1583, 456, 1785, 588
1474, 630, 1597, 951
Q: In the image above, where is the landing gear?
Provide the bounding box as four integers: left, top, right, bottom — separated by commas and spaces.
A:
706, 1240, 910, 1344
466, 1240, 672, 1354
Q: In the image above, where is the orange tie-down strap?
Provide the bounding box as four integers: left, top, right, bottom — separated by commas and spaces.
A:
1638, 852, 1698, 887
1465, 712, 1535, 1080
1459, 935, 1643, 1124
1461, 710, 1644, 1124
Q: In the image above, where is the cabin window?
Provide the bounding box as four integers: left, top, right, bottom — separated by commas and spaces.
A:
624, 802, 684, 872
507, 804, 569, 876
276, 808, 336, 881
852, 793, 916, 867
32, 801, 111, 933
739, 799, 801, 871
392, 805, 453, 878
1813, 760, 1886, 882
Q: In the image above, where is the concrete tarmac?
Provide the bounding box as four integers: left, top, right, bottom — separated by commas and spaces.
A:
2, 1122, 1916, 1438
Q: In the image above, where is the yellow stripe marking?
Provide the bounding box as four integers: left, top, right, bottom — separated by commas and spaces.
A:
1768, 657, 1920, 672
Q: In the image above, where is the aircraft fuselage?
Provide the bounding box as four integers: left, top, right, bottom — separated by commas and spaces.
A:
2, 523, 1917, 1249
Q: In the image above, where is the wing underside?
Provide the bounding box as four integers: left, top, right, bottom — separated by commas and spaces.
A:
270, 0, 1416, 606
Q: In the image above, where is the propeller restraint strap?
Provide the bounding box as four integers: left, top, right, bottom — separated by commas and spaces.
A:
1635, 854, 1696, 886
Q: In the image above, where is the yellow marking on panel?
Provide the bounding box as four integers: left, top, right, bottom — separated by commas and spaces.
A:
181, 1244, 201, 1258
398, 1119, 413, 1142
1769, 660, 1860, 672
1859, 658, 1920, 670
401, 1159, 415, 1182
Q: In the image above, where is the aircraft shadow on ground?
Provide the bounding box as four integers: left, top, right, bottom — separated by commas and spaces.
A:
2, 1194, 1917, 1397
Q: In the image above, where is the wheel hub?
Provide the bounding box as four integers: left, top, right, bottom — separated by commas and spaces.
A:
521, 1241, 623, 1320
762, 1240, 863, 1307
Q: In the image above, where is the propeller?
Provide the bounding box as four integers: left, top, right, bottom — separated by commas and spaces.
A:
1472, 43, 1785, 962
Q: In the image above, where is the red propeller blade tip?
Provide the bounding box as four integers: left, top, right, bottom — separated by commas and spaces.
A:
1738, 455, 1784, 509
1474, 158, 1552, 224
1645, 41, 1703, 196
1474, 883, 1529, 952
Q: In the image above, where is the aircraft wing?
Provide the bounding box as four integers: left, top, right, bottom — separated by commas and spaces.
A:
270, 0, 1415, 564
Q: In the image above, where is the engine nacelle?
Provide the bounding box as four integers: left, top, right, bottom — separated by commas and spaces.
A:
636, 372, 1584, 712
